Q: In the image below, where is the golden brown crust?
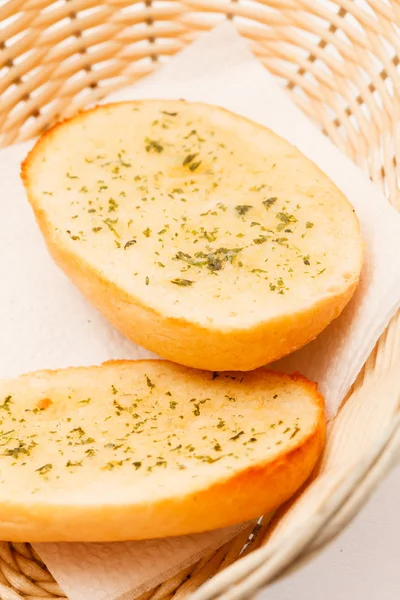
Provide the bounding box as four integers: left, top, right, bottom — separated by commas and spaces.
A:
0, 429, 324, 542
0, 361, 325, 541
21, 100, 363, 371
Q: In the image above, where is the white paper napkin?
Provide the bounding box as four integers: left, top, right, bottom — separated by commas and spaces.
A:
1, 22, 400, 600
35, 523, 249, 600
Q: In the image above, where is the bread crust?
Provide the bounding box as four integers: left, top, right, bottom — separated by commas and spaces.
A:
21, 101, 363, 371
0, 361, 325, 541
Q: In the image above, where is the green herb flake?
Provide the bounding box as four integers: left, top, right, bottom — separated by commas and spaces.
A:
230, 431, 244, 441
102, 218, 119, 238
306, 221, 314, 228
290, 426, 301, 439
263, 197, 277, 209
183, 153, 198, 166
124, 239, 137, 249
0, 396, 12, 413
143, 228, 151, 238
79, 398, 91, 405
189, 161, 201, 171
225, 395, 236, 403
36, 463, 53, 475
253, 235, 269, 245
276, 212, 297, 231
4, 440, 36, 459
108, 198, 119, 212
275, 237, 288, 245
175, 247, 242, 273
145, 137, 164, 153
145, 375, 155, 390
102, 461, 124, 471
171, 278, 194, 287
70, 427, 85, 437
235, 205, 253, 216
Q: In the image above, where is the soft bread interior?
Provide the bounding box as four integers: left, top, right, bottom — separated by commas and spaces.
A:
0, 361, 325, 541
23, 101, 361, 327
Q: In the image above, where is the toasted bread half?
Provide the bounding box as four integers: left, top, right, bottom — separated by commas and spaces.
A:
0, 360, 324, 541
22, 100, 363, 371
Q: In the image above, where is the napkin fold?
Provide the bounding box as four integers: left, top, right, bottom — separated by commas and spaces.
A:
1, 22, 400, 600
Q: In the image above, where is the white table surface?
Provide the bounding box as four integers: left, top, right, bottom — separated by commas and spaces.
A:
258, 464, 400, 599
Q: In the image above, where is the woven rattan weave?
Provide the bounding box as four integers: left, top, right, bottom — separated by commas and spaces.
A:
1, 1, 400, 598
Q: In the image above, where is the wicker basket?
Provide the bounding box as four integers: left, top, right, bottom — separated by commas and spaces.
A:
1, 1, 400, 599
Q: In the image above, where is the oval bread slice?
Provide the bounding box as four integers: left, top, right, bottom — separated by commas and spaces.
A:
21, 100, 363, 371
0, 360, 324, 542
